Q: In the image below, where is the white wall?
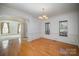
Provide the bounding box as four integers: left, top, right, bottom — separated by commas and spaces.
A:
0, 5, 28, 38
26, 16, 41, 41
41, 11, 79, 46
77, 12, 79, 46
0, 4, 79, 46
0, 5, 41, 41
0, 20, 20, 35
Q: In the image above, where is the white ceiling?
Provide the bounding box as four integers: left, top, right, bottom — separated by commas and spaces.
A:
0, 3, 78, 18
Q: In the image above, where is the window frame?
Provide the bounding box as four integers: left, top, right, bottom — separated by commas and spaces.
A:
1, 22, 10, 34
17, 23, 21, 34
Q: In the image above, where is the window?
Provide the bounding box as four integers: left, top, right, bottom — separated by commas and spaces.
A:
18, 24, 21, 34
45, 22, 50, 35
0, 22, 1, 34
59, 20, 68, 37
1, 22, 9, 34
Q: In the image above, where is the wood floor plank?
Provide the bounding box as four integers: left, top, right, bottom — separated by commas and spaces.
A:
0, 38, 79, 56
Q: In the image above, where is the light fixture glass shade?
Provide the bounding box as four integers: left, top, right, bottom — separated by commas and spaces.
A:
38, 15, 48, 20
38, 16, 43, 20
43, 15, 47, 18
45, 16, 48, 19
38, 8, 48, 20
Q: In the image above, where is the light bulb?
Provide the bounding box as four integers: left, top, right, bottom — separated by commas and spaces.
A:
43, 15, 47, 18
45, 16, 48, 20
38, 16, 43, 20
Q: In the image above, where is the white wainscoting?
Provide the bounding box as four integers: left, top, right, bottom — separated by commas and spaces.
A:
0, 34, 21, 41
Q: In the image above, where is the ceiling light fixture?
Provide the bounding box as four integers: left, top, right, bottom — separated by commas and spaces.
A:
38, 8, 48, 20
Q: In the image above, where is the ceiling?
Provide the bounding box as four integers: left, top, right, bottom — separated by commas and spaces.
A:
0, 3, 79, 18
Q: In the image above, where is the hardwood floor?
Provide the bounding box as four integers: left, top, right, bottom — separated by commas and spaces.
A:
19, 38, 79, 56
0, 38, 79, 56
